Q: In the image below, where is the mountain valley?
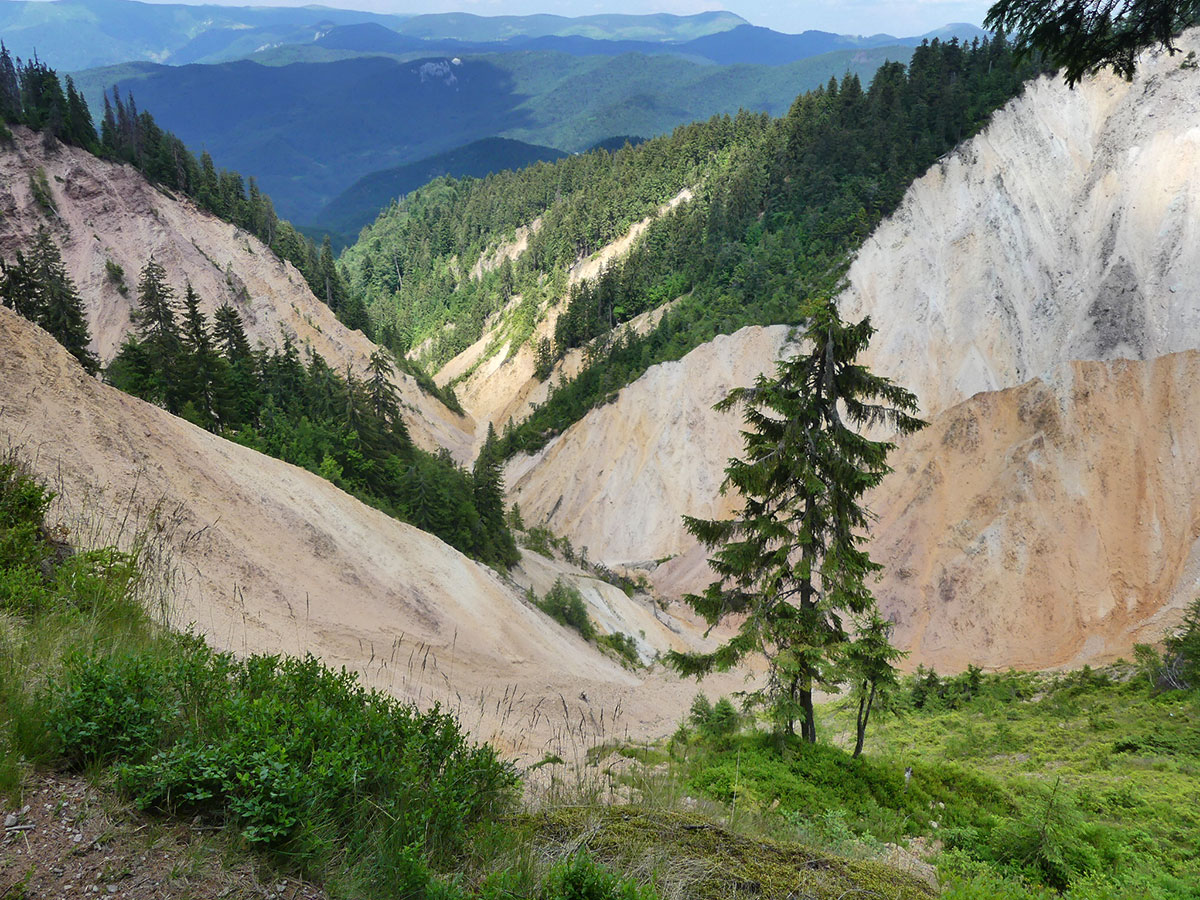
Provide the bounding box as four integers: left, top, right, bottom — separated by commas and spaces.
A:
2, 5, 1200, 898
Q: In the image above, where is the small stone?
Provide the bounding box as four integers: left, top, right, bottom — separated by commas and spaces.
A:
3, 813, 17, 828
107, 886, 118, 895
72, 832, 83, 842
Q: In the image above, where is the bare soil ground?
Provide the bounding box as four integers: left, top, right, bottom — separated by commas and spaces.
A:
1, 775, 327, 900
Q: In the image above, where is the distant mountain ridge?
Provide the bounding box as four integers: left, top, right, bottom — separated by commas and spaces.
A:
309, 21, 989, 68
73, 46, 915, 223
0, 0, 744, 69
0, 0, 984, 71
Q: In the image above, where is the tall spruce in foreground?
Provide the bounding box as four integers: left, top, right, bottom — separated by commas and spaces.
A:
668, 298, 925, 742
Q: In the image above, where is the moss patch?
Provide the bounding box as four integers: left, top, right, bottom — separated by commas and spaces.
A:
513, 806, 936, 900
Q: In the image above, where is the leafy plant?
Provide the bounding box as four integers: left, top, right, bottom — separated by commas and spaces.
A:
28, 167, 57, 215
533, 578, 596, 641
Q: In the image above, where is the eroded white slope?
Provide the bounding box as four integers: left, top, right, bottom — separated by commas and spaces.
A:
0, 128, 474, 460
0, 306, 741, 753
845, 34, 1200, 416
505, 43, 1200, 668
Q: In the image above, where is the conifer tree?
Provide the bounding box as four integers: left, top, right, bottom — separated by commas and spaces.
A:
63, 76, 96, 149
844, 611, 905, 757
318, 235, 346, 313
365, 350, 401, 425
211, 301, 257, 429
0, 43, 19, 123
985, 0, 1200, 84
99, 92, 118, 155
212, 301, 253, 362
28, 228, 99, 374
179, 282, 221, 428
0, 252, 38, 320
667, 298, 925, 741
130, 258, 182, 410
472, 422, 519, 568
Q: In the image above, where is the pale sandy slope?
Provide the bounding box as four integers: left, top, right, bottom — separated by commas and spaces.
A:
0, 307, 748, 756
0, 128, 474, 462
504, 40, 1200, 670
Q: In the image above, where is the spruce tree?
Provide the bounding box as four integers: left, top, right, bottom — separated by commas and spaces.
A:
28, 228, 99, 374
99, 93, 117, 155
0, 252, 39, 320
472, 422, 519, 568
667, 298, 925, 740
985, 0, 1200, 85
212, 301, 253, 362
365, 350, 401, 425
0, 43, 19, 123
844, 611, 905, 757
131, 257, 182, 410
179, 282, 220, 428
212, 302, 257, 430
317, 236, 348, 311
63, 76, 96, 150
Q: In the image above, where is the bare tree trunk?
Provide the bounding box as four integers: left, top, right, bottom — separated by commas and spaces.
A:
853, 683, 876, 758
801, 687, 816, 743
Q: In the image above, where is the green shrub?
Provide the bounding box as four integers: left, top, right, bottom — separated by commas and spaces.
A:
598, 631, 640, 667
522, 526, 555, 558
37, 641, 518, 892
104, 259, 128, 295
47, 650, 177, 767
689, 693, 741, 740
29, 167, 56, 215
534, 578, 595, 641
538, 852, 660, 900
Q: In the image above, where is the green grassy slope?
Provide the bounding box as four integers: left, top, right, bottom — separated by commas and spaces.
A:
671, 666, 1200, 899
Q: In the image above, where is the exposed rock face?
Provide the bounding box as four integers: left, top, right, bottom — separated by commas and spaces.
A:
0, 127, 473, 461
0, 306, 740, 752
506, 326, 792, 564
504, 39, 1200, 669
869, 352, 1200, 670
843, 35, 1200, 418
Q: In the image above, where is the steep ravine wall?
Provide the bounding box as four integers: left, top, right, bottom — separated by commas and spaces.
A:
0, 306, 743, 752
844, 33, 1200, 419
506, 39, 1200, 669
0, 127, 475, 461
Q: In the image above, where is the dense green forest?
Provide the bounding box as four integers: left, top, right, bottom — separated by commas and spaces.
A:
343, 36, 1046, 457
341, 110, 774, 370
100, 259, 518, 570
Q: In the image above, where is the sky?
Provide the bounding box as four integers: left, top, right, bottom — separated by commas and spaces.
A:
31, 0, 997, 37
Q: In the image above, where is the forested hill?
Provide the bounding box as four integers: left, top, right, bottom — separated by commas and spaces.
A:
317, 137, 569, 240
340, 37, 1046, 454
73, 47, 912, 223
